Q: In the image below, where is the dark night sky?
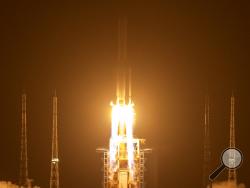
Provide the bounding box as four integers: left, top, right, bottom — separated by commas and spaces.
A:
0, 1, 249, 188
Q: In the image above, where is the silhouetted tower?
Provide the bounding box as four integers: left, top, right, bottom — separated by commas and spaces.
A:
228, 95, 237, 183
50, 93, 60, 188
19, 93, 29, 187
203, 96, 211, 188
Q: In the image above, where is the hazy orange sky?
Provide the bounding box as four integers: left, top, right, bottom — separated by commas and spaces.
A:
0, 1, 249, 188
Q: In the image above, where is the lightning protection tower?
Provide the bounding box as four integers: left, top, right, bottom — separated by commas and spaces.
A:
19, 93, 29, 187
203, 96, 211, 188
50, 93, 60, 188
228, 94, 237, 183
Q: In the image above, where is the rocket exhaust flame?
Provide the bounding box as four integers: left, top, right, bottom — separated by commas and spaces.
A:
101, 94, 149, 188
109, 100, 135, 179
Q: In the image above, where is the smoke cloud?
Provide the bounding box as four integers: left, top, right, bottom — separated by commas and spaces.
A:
0, 181, 19, 188
0, 181, 40, 188
212, 181, 246, 188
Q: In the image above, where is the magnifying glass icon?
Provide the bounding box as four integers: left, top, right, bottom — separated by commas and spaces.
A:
209, 148, 243, 181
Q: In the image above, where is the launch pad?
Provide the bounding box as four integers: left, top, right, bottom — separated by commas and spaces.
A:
97, 99, 151, 188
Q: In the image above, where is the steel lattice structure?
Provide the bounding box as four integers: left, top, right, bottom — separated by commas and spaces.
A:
228, 95, 237, 183
19, 93, 29, 187
50, 94, 60, 188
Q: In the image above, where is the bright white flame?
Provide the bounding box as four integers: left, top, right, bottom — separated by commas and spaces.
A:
51, 158, 59, 163
109, 100, 135, 177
